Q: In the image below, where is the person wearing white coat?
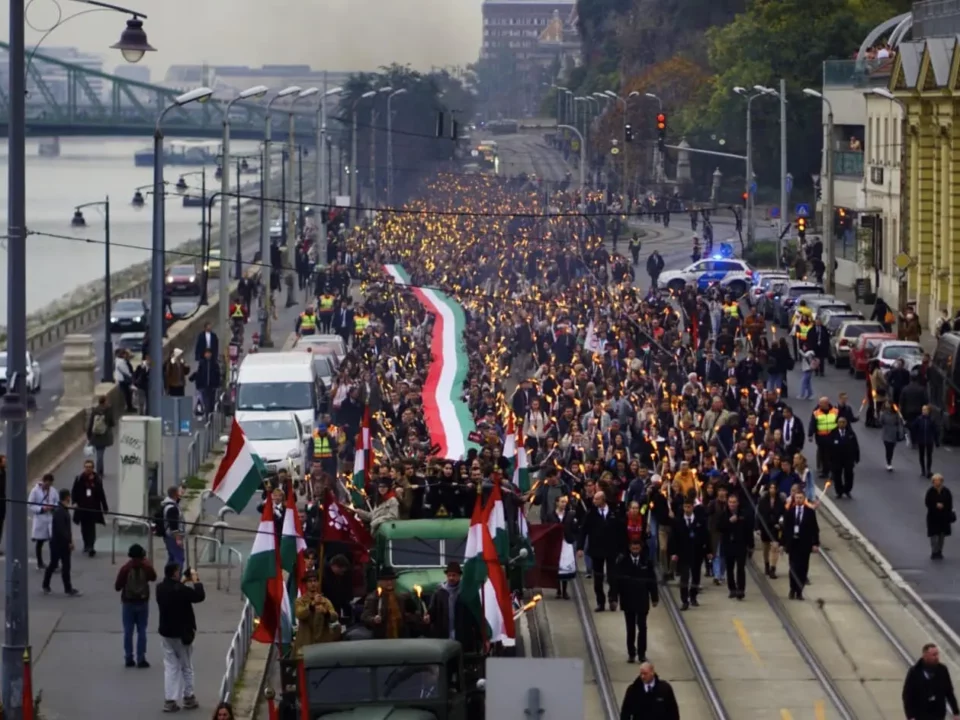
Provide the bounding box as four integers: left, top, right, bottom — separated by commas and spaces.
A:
28, 474, 58, 570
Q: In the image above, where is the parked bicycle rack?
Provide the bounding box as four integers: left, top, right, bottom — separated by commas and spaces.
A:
111, 517, 155, 566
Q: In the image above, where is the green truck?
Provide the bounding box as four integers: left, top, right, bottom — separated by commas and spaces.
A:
300, 638, 481, 719
369, 519, 470, 595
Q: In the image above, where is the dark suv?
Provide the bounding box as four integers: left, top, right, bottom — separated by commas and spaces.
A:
929, 333, 960, 442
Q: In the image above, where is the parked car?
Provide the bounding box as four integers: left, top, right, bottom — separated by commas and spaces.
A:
658, 258, 755, 296
205, 248, 221, 278
0, 352, 41, 393
776, 281, 825, 326
749, 271, 789, 307
758, 278, 791, 320
929, 332, 960, 442
829, 320, 886, 367
165, 264, 200, 295
109, 298, 149, 334
874, 340, 925, 371
849, 332, 896, 378
821, 310, 864, 337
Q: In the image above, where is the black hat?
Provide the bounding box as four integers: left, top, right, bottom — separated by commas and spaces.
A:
128, 543, 146, 559
377, 477, 392, 488
445, 561, 462, 575
379, 567, 398, 580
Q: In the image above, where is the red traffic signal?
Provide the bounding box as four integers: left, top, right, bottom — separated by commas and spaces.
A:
656, 113, 666, 130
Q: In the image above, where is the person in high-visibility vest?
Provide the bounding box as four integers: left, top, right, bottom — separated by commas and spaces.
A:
297, 306, 317, 337
309, 423, 338, 477
317, 293, 336, 333
354, 310, 370, 336
808, 398, 838, 479
796, 320, 812, 349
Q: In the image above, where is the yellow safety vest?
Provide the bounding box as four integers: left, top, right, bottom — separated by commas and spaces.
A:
300, 313, 316, 331
724, 304, 739, 317
319, 295, 335, 312
312, 433, 333, 458
814, 408, 838, 436
797, 324, 811, 341
231, 306, 245, 319
355, 315, 370, 333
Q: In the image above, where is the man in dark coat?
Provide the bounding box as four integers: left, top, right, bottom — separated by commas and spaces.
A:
620, 661, 680, 720
782, 489, 820, 601
614, 539, 659, 663
667, 495, 710, 611
718, 494, 754, 600
902, 643, 960, 720
577, 489, 623, 612
809, 319, 830, 376
427, 562, 482, 652
42, 488, 80, 596
828, 416, 860, 499
71, 458, 109, 556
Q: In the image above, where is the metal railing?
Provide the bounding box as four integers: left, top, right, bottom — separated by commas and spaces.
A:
191, 516, 244, 591
833, 151, 864, 178
185, 411, 226, 480
110, 517, 154, 565
219, 599, 256, 705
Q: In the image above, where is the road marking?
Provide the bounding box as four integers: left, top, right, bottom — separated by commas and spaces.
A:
780, 711, 793, 720
814, 699, 826, 720
732, 618, 762, 664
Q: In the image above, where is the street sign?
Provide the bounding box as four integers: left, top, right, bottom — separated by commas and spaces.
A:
894, 252, 914, 271
785, 174, 793, 194
571, 140, 580, 151
750, 181, 757, 194
795, 203, 811, 218
769, 207, 780, 219
161, 396, 195, 437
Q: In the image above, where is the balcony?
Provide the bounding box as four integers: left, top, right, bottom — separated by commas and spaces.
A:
823, 58, 894, 87
833, 150, 864, 178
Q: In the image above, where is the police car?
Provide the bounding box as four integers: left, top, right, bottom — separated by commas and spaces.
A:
660, 257, 755, 296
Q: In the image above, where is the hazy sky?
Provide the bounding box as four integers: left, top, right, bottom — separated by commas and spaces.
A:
4, 0, 483, 76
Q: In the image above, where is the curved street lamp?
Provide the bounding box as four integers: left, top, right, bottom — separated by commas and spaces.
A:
316, 86, 343, 269
283, 87, 319, 306
387, 88, 407, 208
148, 87, 214, 416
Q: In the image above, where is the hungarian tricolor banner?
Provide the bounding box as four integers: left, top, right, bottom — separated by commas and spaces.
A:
483, 480, 509, 563
242, 501, 293, 644
383, 264, 478, 461
212, 418, 267, 513
351, 406, 372, 506
281, 481, 307, 600
462, 493, 515, 647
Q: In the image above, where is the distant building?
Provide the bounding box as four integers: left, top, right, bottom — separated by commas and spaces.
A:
479, 0, 576, 118
0, 46, 105, 105
163, 64, 354, 96
112, 64, 151, 85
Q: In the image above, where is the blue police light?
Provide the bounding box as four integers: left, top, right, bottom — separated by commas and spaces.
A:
711, 254, 723, 260
719, 242, 734, 258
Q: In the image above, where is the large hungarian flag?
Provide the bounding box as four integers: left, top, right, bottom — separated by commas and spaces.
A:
483, 481, 509, 563
212, 419, 267, 513
242, 501, 293, 644
462, 494, 515, 647
502, 415, 530, 492
351, 407, 372, 506
281, 481, 307, 600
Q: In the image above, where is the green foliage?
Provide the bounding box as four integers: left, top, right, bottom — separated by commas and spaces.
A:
335, 64, 472, 202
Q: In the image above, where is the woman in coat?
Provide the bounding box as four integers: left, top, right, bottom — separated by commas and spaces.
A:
27, 473, 58, 570
925, 473, 954, 560
878, 400, 904, 471
355, 478, 400, 534
550, 494, 578, 599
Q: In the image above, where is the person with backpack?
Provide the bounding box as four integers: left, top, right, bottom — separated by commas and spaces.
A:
156, 485, 184, 570
114, 543, 157, 668
86, 395, 115, 477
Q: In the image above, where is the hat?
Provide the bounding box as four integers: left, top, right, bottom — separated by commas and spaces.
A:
379, 567, 398, 580
128, 543, 146, 559
445, 561, 462, 575
377, 477, 392, 488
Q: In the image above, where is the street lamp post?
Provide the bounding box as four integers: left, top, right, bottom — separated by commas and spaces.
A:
260, 86, 301, 347
605, 90, 639, 196
287, 87, 318, 308
804, 87, 836, 293
554, 85, 568, 124
71, 198, 113, 382
387, 88, 407, 209
176, 170, 210, 304
219, 86, 267, 342
733, 86, 776, 243
150, 87, 213, 435
5, 6, 153, 712
316, 86, 342, 269
351, 90, 377, 222
753, 84, 787, 253
369, 87, 392, 209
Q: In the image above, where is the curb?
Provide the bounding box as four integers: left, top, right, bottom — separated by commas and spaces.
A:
816, 491, 960, 652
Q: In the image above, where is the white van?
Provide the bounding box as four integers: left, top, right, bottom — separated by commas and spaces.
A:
235, 352, 319, 433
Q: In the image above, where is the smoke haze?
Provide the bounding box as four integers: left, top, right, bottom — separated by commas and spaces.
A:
3, 0, 483, 75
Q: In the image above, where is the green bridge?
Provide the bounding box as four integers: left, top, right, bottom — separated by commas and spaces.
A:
0, 42, 323, 143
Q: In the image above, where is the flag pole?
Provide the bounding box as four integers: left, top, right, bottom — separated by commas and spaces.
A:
477, 483, 487, 652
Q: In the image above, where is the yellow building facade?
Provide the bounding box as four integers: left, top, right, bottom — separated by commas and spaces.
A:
891, 36, 960, 326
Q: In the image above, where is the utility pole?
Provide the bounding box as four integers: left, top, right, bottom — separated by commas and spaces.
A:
779, 78, 788, 266
370, 109, 378, 208
260, 114, 274, 346
824, 106, 835, 294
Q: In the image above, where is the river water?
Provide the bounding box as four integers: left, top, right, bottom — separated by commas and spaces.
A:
0, 136, 269, 318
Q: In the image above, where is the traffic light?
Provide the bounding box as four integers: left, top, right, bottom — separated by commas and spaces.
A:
656, 112, 667, 153
797, 216, 807, 241
625, 124, 633, 142
742, 191, 748, 207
